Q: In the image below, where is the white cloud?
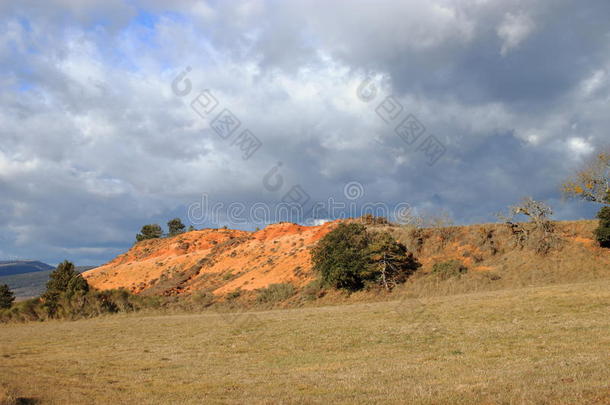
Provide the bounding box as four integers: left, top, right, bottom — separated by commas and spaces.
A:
497, 12, 535, 56
567, 137, 594, 157
580, 69, 607, 97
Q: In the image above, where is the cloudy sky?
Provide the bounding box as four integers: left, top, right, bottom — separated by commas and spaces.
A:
1, 0, 609, 265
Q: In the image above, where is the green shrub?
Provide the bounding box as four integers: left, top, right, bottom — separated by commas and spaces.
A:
431, 260, 468, 280
594, 206, 610, 248
312, 223, 421, 291
256, 283, 295, 304
0, 282, 150, 323
12, 298, 42, 321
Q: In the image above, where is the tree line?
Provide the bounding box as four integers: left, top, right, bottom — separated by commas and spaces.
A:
136, 218, 195, 242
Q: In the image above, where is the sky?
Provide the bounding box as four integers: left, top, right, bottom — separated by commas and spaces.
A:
1, 0, 609, 266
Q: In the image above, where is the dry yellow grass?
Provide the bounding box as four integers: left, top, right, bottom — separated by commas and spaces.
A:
1, 279, 609, 404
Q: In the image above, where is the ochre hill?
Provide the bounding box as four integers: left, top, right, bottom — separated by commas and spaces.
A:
83, 220, 610, 297
83, 221, 337, 296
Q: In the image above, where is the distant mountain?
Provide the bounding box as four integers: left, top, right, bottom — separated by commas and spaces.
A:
0, 270, 53, 299
0, 260, 54, 277
0, 265, 98, 299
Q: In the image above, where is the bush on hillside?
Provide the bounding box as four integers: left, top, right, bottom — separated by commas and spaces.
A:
431, 260, 468, 280
594, 206, 610, 248
312, 223, 421, 292
302, 279, 325, 301
256, 283, 296, 304
226, 289, 242, 300
359, 214, 390, 225
0, 286, 155, 323
0, 284, 15, 309
190, 290, 215, 308
136, 224, 163, 242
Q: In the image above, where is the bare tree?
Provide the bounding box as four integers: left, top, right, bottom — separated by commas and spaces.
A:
398, 208, 456, 252
396, 206, 424, 228
497, 197, 557, 254
561, 150, 610, 205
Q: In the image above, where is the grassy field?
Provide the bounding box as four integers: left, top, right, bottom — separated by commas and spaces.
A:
1, 279, 609, 404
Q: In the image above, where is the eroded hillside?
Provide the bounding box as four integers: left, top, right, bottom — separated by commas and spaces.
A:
83, 222, 337, 296
83, 219, 610, 297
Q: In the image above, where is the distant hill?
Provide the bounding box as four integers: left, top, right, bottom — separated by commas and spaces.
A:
0, 270, 53, 299
0, 261, 54, 276
0, 265, 97, 300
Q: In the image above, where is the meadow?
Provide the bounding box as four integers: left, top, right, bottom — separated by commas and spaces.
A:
1, 278, 609, 404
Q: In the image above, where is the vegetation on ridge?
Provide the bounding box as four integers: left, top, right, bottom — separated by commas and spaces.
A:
312, 222, 420, 291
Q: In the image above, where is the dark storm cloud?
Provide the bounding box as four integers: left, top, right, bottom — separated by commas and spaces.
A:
0, 0, 608, 265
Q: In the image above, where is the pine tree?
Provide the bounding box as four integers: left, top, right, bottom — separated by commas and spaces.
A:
42, 260, 89, 309
0, 284, 15, 309
167, 218, 186, 237
44, 260, 85, 295
136, 224, 163, 242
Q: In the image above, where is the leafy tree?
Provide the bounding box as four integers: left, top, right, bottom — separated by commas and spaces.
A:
312, 223, 420, 291
561, 151, 610, 205
136, 224, 163, 242
168, 218, 186, 236
187, 225, 196, 232
594, 206, 610, 248
312, 223, 371, 291
0, 284, 15, 309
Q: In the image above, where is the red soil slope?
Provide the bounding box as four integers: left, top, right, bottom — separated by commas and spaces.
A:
84, 219, 610, 297
83, 222, 337, 296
